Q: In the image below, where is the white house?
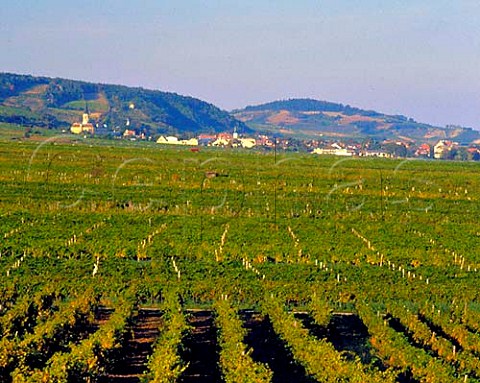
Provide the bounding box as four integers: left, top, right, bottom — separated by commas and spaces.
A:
156, 136, 198, 146
181, 138, 198, 146
434, 140, 457, 159
157, 136, 179, 144
211, 137, 231, 146
240, 138, 256, 148
312, 146, 354, 156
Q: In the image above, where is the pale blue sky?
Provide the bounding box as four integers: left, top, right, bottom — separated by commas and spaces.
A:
1, 1, 479, 129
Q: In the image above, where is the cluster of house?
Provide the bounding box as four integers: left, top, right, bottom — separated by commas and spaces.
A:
310, 140, 480, 160
311, 143, 393, 158
431, 140, 480, 160
70, 112, 480, 160
156, 131, 257, 149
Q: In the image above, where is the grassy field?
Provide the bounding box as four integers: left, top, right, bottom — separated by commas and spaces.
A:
1, 137, 480, 382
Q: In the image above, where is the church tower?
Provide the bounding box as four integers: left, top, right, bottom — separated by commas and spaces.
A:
71, 102, 95, 134
82, 103, 90, 125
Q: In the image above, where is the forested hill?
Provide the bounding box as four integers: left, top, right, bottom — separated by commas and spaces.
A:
1, 73, 478, 144
233, 98, 480, 144
239, 99, 380, 116
0, 72, 250, 136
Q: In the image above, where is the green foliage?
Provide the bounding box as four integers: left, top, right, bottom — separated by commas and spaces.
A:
214, 299, 272, 383
41, 288, 138, 382
0, 72, 250, 136
234, 98, 480, 143
262, 296, 395, 382
240, 98, 374, 116
1, 141, 480, 381
0, 73, 48, 102
142, 291, 188, 383
63, 99, 109, 113
357, 302, 458, 382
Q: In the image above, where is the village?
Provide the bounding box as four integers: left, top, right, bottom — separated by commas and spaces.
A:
154, 134, 480, 161
70, 109, 480, 161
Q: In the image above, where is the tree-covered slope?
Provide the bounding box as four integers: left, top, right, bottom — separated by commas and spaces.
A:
0, 72, 250, 136
233, 98, 479, 143
2, 74, 478, 144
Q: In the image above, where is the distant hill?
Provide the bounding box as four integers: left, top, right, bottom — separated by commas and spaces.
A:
232, 98, 480, 144
0, 73, 250, 136
1, 74, 478, 144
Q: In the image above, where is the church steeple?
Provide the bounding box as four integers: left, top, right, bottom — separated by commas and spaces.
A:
71, 101, 95, 135
82, 102, 90, 125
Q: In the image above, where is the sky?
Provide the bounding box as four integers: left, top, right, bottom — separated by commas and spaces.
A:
1, 0, 480, 129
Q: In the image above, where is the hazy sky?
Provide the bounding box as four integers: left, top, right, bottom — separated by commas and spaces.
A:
2, 1, 480, 129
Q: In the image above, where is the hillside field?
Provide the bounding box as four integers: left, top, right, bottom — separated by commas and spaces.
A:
1, 138, 480, 382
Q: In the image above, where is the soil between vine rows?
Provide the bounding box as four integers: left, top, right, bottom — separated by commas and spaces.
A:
179, 310, 222, 383
386, 313, 479, 381
294, 312, 419, 383
99, 308, 164, 383
293, 312, 375, 364
91, 309, 418, 382
240, 310, 317, 383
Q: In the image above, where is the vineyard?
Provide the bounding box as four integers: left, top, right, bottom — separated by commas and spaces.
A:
2, 137, 480, 382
